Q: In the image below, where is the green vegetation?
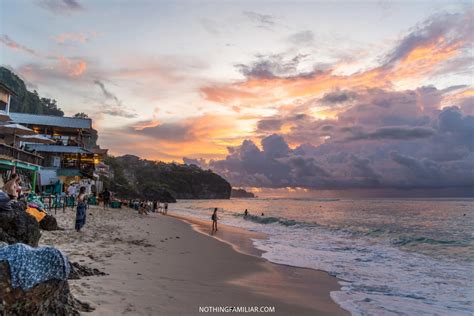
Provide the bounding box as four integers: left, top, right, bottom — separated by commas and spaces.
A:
102, 155, 231, 202
0, 67, 64, 116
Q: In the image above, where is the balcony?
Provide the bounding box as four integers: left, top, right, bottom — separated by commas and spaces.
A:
0, 143, 43, 165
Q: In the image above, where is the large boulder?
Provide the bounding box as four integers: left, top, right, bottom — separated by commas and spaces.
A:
40, 214, 60, 231
0, 261, 93, 315
0, 202, 41, 247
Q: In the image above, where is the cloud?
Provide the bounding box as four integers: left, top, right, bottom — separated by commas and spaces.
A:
52, 32, 97, 44
257, 118, 283, 132
189, 87, 474, 192
133, 121, 193, 142
199, 18, 220, 35
243, 11, 276, 29
345, 126, 436, 141
383, 11, 472, 67
235, 53, 313, 79
321, 90, 358, 104
201, 10, 472, 108
37, 0, 84, 13
94, 80, 121, 104
287, 30, 315, 45
0, 35, 40, 57
93, 80, 136, 118
17, 56, 89, 82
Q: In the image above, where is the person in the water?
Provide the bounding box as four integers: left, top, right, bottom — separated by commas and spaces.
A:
244, 209, 248, 217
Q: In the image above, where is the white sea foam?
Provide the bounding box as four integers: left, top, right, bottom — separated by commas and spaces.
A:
172, 198, 474, 316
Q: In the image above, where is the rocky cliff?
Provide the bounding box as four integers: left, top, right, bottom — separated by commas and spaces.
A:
103, 155, 231, 201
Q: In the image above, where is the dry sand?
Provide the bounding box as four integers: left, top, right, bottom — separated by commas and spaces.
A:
40, 205, 349, 316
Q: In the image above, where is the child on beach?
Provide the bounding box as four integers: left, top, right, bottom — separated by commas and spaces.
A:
75, 186, 87, 232
211, 208, 218, 232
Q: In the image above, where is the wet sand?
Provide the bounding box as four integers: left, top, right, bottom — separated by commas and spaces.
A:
40, 205, 349, 315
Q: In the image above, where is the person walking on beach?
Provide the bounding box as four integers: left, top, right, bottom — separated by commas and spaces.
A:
244, 209, 248, 217
102, 188, 111, 209
4, 173, 20, 200
163, 202, 168, 215
75, 186, 87, 232
211, 208, 218, 232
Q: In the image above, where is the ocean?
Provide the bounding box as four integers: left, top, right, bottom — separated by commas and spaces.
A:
172, 198, 473, 316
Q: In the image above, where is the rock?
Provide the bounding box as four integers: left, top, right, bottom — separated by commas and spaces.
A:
68, 262, 107, 280
231, 188, 255, 198
0, 202, 41, 247
0, 262, 94, 315
40, 214, 60, 231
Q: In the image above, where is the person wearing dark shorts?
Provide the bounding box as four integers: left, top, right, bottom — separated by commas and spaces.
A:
102, 188, 111, 209
211, 208, 218, 232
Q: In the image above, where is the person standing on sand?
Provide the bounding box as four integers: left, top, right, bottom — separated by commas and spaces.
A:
102, 188, 111, 209
163, 202, 168, 215
75, 186, 87, 232
211, 208, 218, 232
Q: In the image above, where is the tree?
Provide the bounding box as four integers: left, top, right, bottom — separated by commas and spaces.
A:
74, 112, 89, 119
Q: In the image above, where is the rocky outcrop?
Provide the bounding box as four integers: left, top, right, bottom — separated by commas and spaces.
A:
68, 262, 107, 280
39, 214, 60, 231
0, 202, 41, 247
0, 261, 93, 315
231, 188, 255, 198
105, 155, 232, 201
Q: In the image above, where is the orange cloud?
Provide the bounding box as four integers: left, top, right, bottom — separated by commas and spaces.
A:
200, 33, 465, 110
53, 32, 96, 44
58, 56, 87, 77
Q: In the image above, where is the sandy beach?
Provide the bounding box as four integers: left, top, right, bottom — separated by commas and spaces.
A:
40, 205, 348, 316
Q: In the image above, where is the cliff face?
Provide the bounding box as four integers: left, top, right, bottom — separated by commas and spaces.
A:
103, 155, 231, 201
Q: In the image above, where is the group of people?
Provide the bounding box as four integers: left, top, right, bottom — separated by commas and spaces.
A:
123, 199, 169, 215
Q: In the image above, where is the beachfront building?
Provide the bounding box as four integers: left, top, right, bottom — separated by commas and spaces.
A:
0, 82, 13, 120
0, 83, 43, 191
8, 112, 108, 193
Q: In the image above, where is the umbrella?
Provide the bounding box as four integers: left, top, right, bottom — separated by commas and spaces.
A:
19, 134, 54, 144
0, 123, 36, 146
0, 123, 35, 135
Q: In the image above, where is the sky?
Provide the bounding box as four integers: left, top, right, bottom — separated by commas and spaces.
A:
1, 0, 473, 195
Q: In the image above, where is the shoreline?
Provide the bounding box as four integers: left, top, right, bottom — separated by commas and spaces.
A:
170, 213, 349, 314
40, 205, 349, 315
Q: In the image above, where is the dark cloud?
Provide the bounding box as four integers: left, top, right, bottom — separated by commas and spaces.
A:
94, 80, 137, 118
38, 0, 84, 13
94, 80, 121, 105
37, 0, 83, 13
189, 87, 474, 193
243, 11, 276, 29
257, 118, 283, 132
134, 122, 192, 142
235, 53, 317, 79
345, 126, 436, 141
321, 90, 357, 104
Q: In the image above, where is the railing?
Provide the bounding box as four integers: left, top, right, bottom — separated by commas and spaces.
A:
0, 143, 43, 165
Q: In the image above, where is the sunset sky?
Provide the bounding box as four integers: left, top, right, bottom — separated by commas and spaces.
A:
1, 0, 473, 193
